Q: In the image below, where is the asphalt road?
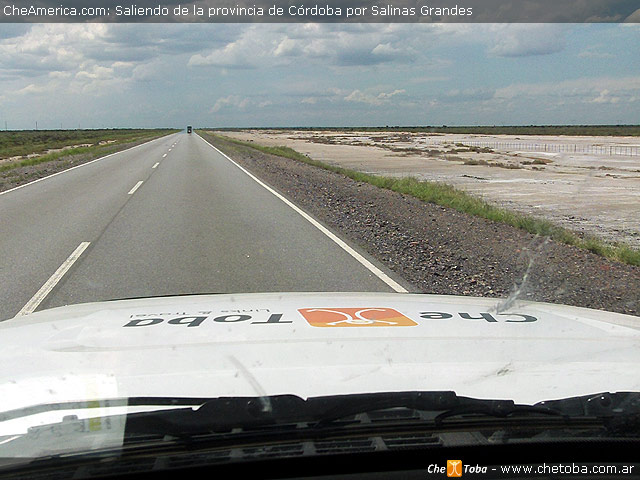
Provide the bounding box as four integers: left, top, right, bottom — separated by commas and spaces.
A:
0, 132, 406, 321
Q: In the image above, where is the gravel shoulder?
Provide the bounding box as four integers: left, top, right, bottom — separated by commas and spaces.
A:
202, 132, 640, 317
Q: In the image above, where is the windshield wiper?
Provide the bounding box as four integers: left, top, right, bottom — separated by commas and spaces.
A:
122, 391, 640, 437
3, 393, 637, 478
3, 392, 637, 441
125, 391, 466, 435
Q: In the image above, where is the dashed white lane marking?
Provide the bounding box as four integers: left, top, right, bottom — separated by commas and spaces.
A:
196, 134, 408, 293
17, 242, 91, 316
162, 154, 167, 158
152, 162, 160, 169
0, 134, 177, 198
128, 181, 143, 195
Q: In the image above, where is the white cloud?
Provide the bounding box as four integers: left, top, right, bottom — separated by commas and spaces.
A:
486, 24, 568, 57
14, 84, 49, 96
427, 24, 569, 58
0, 23, 236, 83
211, 95, 250, 112
578, 49, 615, 59
494, 76, 640, 101
75, 65, 114, 81
0, 24, 97, 76
590, 89, 620, 104
188, 24, 427, 69
0, 25, 146, 97
189, 28, 269, 68
273, 37, 302, 57
211, 95, 273, 112
48, 71, 72, 79
444, 88, 496, 102
344, 88, 406, 106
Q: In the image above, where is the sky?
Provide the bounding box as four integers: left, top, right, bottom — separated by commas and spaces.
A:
0, 22, 638, 129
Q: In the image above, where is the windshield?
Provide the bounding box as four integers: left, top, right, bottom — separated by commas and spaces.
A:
0, 0, 639, 475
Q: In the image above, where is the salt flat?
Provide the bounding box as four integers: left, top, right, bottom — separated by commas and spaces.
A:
220, 130, 640, 249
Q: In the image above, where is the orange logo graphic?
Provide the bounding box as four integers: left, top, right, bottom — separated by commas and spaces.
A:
298, 308, 417, 327
447, 460, 463, 477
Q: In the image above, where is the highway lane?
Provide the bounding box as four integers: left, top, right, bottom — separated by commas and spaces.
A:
1, 132, 406, 320
0, 133, 179, 320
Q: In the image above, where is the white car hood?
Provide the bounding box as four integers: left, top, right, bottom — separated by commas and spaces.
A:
1, 292, 639, 412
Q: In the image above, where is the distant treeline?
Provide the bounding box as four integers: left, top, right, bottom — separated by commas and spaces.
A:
214, 125, 640, 137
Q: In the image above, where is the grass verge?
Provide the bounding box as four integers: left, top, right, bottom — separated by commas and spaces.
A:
0, 129, 178, 173
203, 131, 640, 267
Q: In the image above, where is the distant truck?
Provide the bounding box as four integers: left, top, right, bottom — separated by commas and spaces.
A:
187, 125, 192, 134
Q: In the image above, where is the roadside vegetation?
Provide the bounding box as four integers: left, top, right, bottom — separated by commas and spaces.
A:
0, 129, 178, 173
203, 131, 640, 267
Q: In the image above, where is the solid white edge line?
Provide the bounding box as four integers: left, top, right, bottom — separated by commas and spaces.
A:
128, 180, 144, 195
0, 133, 178, 197
196, 133, 408, 293
17, 242, 91, 316
152, 162, 160, 169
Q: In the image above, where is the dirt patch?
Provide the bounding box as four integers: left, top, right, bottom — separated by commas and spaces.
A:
202, 132, 640, 317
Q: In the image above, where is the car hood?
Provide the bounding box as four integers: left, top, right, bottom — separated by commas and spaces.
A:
1, 292, 639, 412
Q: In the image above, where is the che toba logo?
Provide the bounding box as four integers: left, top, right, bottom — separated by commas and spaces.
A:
298, 308, 417, 327
447, 460, 463, 477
